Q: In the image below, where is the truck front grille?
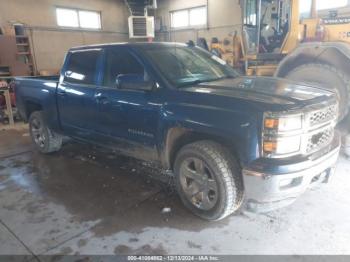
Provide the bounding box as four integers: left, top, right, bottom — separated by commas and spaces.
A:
308, 104, 337, 127
302, 102, 337, 155
306, 127, 334, 154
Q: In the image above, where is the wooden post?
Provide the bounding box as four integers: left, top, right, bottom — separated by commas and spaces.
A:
3, 89, 14, 126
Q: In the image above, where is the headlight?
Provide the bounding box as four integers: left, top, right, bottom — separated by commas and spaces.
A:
263, 136, 301, 155
264, 114, 302, 132
263, 113, 303, 157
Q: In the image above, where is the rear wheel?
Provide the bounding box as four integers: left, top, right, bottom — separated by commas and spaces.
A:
174, 141, 243, 221
286, 63, 349, 121
29, 111, 62, 153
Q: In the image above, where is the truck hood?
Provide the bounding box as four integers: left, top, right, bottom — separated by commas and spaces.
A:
181, 76, 335, 109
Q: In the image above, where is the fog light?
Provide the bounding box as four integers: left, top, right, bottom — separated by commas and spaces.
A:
279, 178, 294, 188
279, 177, 302, 190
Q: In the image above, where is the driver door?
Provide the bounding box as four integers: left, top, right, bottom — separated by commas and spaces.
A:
93, 47, 161, 161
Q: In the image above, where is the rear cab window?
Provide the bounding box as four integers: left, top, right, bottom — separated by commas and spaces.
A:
63, 49, 101, 85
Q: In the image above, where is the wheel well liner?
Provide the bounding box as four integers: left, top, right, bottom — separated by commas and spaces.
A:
25, 101, 42, 120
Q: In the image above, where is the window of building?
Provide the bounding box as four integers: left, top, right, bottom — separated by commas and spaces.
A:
56, 8, 101, 29
171, 6, 207, 29
56, 8, 79, 28
64, 50, 100, 85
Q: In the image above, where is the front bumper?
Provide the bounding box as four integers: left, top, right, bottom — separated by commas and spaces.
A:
242, 133, 341, 213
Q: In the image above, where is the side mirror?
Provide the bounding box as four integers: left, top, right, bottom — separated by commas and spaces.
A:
116, 74, 154, 91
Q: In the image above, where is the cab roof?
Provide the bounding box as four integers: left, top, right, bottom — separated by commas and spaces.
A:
69, 42, 187, 51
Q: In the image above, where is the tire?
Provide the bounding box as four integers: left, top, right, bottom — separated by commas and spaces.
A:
174, 140, 244, 221
285, 63, 350, 121
29, 111, 62, 154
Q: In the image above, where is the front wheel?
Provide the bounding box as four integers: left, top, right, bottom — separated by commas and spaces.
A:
29, 111, 63, 154
174, 141, 244, 221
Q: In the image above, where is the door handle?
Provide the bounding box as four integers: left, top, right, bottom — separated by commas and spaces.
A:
57, 90, 67, 97
96, 96, 110, 105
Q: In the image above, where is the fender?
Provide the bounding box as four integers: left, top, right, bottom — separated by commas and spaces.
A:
156, 103, 261, 170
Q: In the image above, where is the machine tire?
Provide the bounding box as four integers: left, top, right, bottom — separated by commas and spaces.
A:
174, 140, 243, 221
286, 63, 349, 121
29, 111, 62, 154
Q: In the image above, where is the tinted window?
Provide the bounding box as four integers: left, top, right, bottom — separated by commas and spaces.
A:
103, 49, 145, 87
64, 50, 100, 85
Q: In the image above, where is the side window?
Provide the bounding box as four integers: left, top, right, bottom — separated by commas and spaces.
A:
64, 50, 100, 85
243, 0, 257, 26
300, 0, 312, 19
242, 0, 258, 54
103, 49, 145, 87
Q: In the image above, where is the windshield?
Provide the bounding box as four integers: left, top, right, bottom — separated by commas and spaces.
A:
144, 45, 240, 88
300, 0, 348, 18
318, 0, 348, 10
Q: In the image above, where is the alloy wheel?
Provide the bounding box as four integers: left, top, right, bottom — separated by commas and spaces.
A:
179, 157, 219, 210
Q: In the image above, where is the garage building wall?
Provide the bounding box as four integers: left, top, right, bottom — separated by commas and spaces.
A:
155, 0, 242, 44
0, 0, 129, 72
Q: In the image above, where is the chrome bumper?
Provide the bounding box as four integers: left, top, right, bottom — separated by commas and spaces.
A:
242, 135, 341, 213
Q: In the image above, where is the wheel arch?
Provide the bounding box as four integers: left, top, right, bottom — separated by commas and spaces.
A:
162, 127, 242, 171
24, 100, 43, 121
275, 42, 350, 78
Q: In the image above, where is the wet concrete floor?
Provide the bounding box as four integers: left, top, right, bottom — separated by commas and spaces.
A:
1, 124, 350, 259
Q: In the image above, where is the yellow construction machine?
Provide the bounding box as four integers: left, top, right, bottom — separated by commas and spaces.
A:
218, 0, 350, 119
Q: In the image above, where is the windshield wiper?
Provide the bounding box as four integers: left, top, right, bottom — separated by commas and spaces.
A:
177, 79, 203, 88
199, 75, 235, 83
213, 75, 235, 81
177, 75, 235, 88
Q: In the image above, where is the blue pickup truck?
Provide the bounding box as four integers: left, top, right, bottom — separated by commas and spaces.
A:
15, 43, 340, 220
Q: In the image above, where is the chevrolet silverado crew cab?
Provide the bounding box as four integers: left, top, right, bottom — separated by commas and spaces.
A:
15, 43, 340, 221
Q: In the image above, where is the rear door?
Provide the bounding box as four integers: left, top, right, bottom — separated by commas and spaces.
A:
57, 49, 102, 139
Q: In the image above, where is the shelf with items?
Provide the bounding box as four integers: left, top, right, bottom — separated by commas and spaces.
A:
14, 27, 35, 76
0, 24, 36, 76
0, 66, 11, 77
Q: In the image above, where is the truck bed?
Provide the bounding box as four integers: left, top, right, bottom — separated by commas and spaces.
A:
14, 75, 60, 126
